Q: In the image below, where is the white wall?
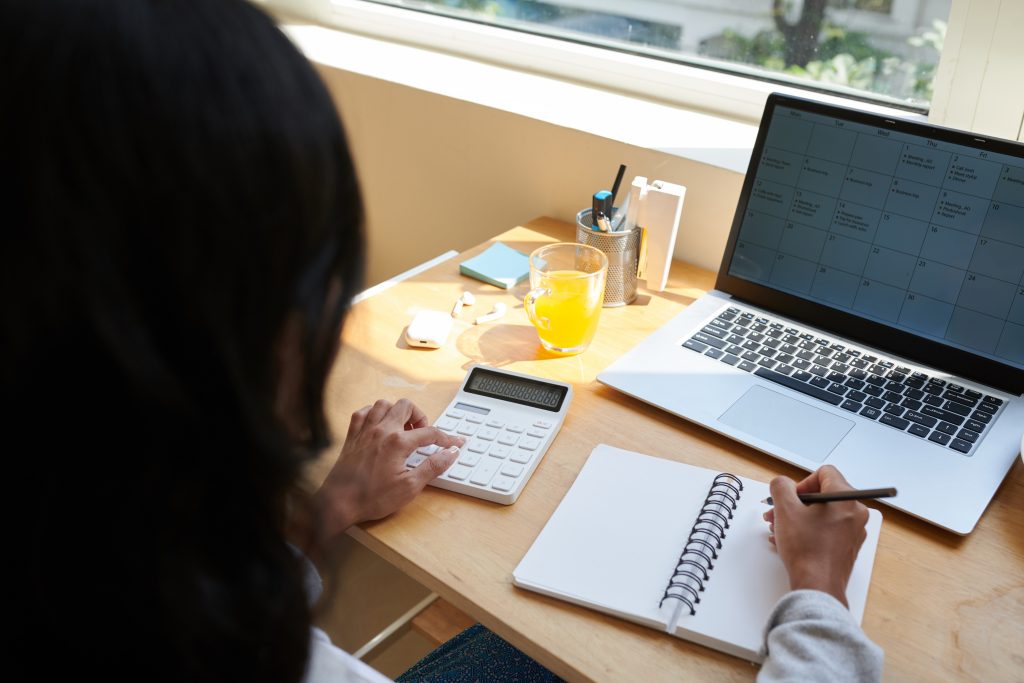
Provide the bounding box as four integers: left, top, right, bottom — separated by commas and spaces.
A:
316, 65, 745, 287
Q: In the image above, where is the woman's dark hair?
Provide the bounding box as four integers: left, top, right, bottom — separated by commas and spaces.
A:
2, 1, 363, 680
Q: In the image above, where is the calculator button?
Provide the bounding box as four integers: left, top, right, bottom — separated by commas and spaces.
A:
456, 424, 478, 436
405, 453, 426, 467
506, 424, 526, 433
518, 437, 541, 451
489, 444, 511, 459
510, 450, 533, 464
526, 428, 546, 438
477, 427, 499, 441
470, 460, 500, 486
446, 464, 473, 481
491, 475, 516, 491
465, 414, 485, 424
467, 439, 489, 453
457, 452, 481, 467
416, 444, 439, 455
497, 433, 519, 446
501, 463, 524, 478
445, 409, 466, 419
491, 475, 516, 492
437, 417, 459, 431
533, 420, 553, 429
485, 419, 505, 428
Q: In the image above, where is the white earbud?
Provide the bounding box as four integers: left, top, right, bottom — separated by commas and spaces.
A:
451, 291, 476, 318
474, 302, 507, 325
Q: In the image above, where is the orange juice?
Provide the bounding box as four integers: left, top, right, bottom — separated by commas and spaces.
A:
530, 269, 605, 354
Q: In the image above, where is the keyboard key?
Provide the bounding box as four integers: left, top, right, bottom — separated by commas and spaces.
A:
467, 439, 489, 453
828, 371, 846, 383
465, 413, 485, 424
741, 351, 759, 362
702, 325, 728, 339
507, 424, 526, 433
720, 353, 740, 366
810, 376, 831, 389
865, 375, 886, 386
922, 394, 944, 407
776, 353, 795, 364
840, 399, 862, 412
943, 401, 971, 416
883, 404, 906, 417
827, 383, 848, 396
417, 444, 440, 455
845, 378, 866, 390
982, 395, 1003, 406
904, 388, 925, 400
726, 334, 745, 345
964, 419, 986, 433
761, 348, 778, 358
866, 397, 886, 409
754, 367, 843, 405
725, 344, 744, 355
901, 398, 923, 412
705, 348, 724, 359
742, 340, 761, 351
847, 390, 867, 402
526, 427, 546, 438
683, 339, 708, 353
485, 419, 505, 429
793, 370, 813, 382
758, 357, 777, 369
860, 406, 881, 420
921, 405, 965, 426
949, 438, 973, 454
957, 429, 979, 443
776, 364, 795, 376
710, 318, 732, 331
406, 453, 427, 467
936, 421, 958, 435
489, 444, 511, 458
445, 409, 466, 419
904, 411, 937, 428
477, 427, 499, 441
882, 391, 903, 403
694, 332, 727, 350
518, 437, 541, 451
908, 423, 930, 438
976, 402, 997, 414
457, 423, 478, 436
970, 410, 992, 424
880, 413, 910, 430
863, 385, 884, 397
928, 431, 951, 445
809, 365, 828, 377
943, 391, 977, 407
738, 360, 757, 372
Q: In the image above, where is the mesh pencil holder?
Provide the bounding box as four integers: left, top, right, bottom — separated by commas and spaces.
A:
576, 208, 641, 307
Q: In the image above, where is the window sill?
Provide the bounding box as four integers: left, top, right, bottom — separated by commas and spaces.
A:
283, 23, 759, 175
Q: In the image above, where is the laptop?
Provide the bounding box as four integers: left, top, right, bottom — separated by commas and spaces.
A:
598, 93, 1024, 535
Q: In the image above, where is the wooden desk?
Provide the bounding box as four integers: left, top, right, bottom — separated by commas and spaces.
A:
322, 217, 1024, 682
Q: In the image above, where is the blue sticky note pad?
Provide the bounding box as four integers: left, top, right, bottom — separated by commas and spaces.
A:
460, 242, 530, 289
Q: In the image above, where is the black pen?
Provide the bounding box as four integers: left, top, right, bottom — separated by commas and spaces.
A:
761, 487, 897, 506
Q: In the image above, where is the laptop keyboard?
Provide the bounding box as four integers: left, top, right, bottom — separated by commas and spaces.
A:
683, 307, 1006, 456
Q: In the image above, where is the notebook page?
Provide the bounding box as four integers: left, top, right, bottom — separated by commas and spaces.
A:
514, 444, 883, 664
512, 444, 721, 630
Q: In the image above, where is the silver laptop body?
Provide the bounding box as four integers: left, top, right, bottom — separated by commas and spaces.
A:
599, 94, 1024, 535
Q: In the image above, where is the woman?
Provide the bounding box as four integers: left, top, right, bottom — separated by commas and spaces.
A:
2, 2, 879, 681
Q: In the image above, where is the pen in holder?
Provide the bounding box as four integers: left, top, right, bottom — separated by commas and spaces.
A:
575, 208, 642, 307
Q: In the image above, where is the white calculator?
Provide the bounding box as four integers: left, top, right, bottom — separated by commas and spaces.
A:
405, 364, 573, 504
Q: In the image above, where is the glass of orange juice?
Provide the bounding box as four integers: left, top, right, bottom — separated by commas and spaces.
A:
524, 243, 608, 355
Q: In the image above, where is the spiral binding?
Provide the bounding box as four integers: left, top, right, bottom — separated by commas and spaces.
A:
659, 473, 744, 616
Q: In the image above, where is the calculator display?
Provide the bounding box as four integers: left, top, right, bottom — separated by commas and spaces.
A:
464, 368, 568, 412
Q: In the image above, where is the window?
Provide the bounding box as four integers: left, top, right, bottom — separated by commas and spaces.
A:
354, 0, 950, 112
269, 0, 1024, 139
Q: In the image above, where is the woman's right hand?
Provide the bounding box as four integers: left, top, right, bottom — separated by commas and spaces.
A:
763, 465, 870, 607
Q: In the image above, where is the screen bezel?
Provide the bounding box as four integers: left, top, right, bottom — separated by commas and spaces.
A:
463, 367, 569, 412
715, 93, 1024, 395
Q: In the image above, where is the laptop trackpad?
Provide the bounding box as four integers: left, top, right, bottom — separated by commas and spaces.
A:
719, 385, 854, 463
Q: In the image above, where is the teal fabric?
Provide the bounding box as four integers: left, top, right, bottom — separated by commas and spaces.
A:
396, 624, 562, 683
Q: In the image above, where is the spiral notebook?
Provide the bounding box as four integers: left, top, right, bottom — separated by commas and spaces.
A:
512, 444, 883, 663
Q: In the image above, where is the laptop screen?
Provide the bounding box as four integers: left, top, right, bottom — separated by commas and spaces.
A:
717, 94, 1024, 393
